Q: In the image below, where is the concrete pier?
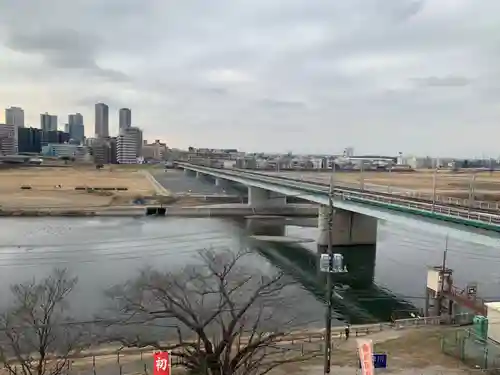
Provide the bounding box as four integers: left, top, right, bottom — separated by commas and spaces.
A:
215, 177, 226, 187
248, 186, 286, 207
317, 206, 378, 288
183, 169, 196, 177
246, 217, 286, 236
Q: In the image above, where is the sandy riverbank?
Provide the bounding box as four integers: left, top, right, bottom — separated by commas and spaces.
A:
0, 166, 163, 209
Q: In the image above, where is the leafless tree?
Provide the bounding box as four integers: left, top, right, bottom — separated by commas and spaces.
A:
0, 268, 86, 375
103, 249, 321, 375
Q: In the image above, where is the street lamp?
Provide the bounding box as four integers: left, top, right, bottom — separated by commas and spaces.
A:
388, 162, 393, 194
468, 173, 476, 213
323, 163, 335, 375
431, 165, 438, 211
360, 161, 365, 190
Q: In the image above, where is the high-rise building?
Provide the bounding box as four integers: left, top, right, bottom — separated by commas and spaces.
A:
68, 113, 85, 144
91, 137, 117, 165
0, 124, 17, 155
116, 127, 142, 164
5, 107, 24, 128
119, 108, 131, 130
40, 113, 58, 132
95, 103, 109, 138
18, 127, 42, 153
42, 131, 70, 146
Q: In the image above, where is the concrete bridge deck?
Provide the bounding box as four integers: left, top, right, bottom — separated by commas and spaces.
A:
177, 162, 500, 247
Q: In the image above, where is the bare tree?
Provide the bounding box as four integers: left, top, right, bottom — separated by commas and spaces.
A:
103, 249, 321, 375
0, 268, 86, 375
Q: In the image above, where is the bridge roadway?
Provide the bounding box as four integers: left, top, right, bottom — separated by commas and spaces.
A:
177, 162, 500, 246
232, 168, 500, 214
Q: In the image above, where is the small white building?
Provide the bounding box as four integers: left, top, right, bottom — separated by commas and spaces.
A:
485, 302, 500, 343
41, 143, 90, 161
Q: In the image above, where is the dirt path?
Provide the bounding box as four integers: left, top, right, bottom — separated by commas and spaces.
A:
273, 328, 472, 375
61, 328, 472, 375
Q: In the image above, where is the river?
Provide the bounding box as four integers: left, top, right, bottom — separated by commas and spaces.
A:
0, 171, 499, 325
0, 214, 499, 325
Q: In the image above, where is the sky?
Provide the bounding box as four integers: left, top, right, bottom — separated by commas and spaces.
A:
0, 0, 499, 157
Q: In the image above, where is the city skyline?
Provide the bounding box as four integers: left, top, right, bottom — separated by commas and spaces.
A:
1, 1, 500, 156
1, 104, 137, 138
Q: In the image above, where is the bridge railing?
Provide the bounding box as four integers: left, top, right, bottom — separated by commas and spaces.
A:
242, 168, 500, 212
195, 165, 499, 212
178, 164, 500, 227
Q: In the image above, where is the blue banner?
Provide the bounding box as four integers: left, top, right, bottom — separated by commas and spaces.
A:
359, 354, 387, 369
373, 354, 387, 368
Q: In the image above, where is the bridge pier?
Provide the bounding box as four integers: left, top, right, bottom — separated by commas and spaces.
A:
196, 171, 205, 179
317, 206, 377, 288
246, 217, 286, 236
215, 178, 227, 187
248, 186, 286, 207
183, 169, 196, 177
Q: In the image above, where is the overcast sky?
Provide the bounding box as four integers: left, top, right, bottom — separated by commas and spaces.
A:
0, 0, 498, 157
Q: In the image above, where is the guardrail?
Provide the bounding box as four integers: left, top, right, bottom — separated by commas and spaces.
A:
62, 315, 456, 362
178, 163, 500, 228
232, 168, 500, 212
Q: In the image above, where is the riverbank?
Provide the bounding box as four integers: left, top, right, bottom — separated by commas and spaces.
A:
0, 166, 162, 209
33, 327, 470, 375
0, 203, 318, 218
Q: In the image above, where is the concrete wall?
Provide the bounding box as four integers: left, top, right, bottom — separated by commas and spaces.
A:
248, 186, 286, 207
317, 206, 377, 246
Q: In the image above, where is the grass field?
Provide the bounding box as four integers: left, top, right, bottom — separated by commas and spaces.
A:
0, 166, 157, 208
265, 170, 500, 201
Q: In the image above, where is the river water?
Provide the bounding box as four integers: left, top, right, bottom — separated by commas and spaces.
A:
0, 214, 499, 325
1, 171, 499, 325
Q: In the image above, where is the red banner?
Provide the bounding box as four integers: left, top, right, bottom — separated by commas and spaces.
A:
357, 339, 374, 375
154, 351, 171, 375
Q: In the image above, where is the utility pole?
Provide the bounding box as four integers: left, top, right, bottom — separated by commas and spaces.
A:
323, 162, 335, 375
437, 234, 449, 316
468, 173, 476, 213
431, 165, 437, 211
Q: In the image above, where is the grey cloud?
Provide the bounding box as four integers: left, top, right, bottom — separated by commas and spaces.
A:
6, 28, 98, 54
5, 28, 129, 82
75, 96, 127, 110
2, 0, 500, 156
412, 76, 472, 87
257, 99, 307, 110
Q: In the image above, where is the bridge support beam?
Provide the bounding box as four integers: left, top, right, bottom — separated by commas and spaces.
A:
248, 186, 286, 207
183, 169, 195, 177
246, 217, 286, 236
196, 171, 205, 179
215, 178, 227, 187
317, 206, 377, 288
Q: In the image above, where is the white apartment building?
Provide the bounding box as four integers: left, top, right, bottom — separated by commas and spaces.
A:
116, 127, 142, 164
0, 124, 17, 155
5, 107, 24, 128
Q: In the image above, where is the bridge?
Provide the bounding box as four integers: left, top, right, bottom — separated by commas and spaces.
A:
176, 162, 500, 249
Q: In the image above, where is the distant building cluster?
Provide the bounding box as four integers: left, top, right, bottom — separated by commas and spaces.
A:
0, 105, 169, 165
183, 145, 500, 172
